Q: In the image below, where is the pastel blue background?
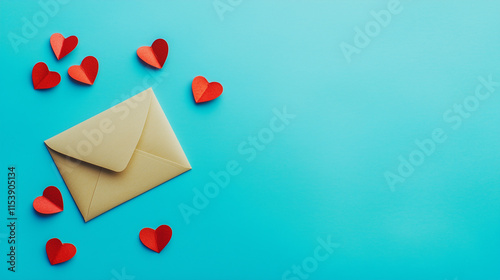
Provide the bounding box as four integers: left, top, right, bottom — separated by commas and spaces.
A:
1, 0, 500, 279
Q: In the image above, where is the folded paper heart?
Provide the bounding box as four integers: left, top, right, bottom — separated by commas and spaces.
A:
46, 238, 76, 265
50, 33, 78, 60
139, 225, 172, 253
33, 186, 64, 214
192, 76, 223, 103
137, 39, 169, 69
68, 56, 99, 85
32, 62, 61, 90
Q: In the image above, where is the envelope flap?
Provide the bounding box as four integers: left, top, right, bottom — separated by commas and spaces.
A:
44, 89, 153, 172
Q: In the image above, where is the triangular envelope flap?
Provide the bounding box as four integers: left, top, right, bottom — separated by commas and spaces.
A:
45, 89, 153, 172
46, 148, 102, 220
135, 93, 191, 169
85, 150, 191, 221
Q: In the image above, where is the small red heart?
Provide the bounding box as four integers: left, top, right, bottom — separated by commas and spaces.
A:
68, 56, 99, 85
192, 76, 223, 103
46, 238, 76, 265
137, 39, 168, 69
139, 225, 172, 253
50, 33, 78, 60
32, 62, 61, 90
33, 186, 64, 214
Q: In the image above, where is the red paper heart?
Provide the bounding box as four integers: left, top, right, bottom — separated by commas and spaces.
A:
68, 56, 99, 85
139, 225, 172, 253
50, 33, 78, 60
192, 76, 223, 103
46, 238, 76, 265
32, 62, 61, 90
137, 39, 168, 69
33, 186, 63, 214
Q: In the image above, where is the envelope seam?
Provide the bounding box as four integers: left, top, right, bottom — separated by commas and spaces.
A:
44, 91, 153, 173
134, 149, 191, 170
86, 169, 102, 218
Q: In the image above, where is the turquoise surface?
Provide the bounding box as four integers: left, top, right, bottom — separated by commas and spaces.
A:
1, 0, 500, 279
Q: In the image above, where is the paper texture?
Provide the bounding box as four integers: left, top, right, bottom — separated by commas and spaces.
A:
45, 88, 191, 221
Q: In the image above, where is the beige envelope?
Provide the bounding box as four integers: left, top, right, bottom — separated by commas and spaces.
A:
45, 88, 191, 222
